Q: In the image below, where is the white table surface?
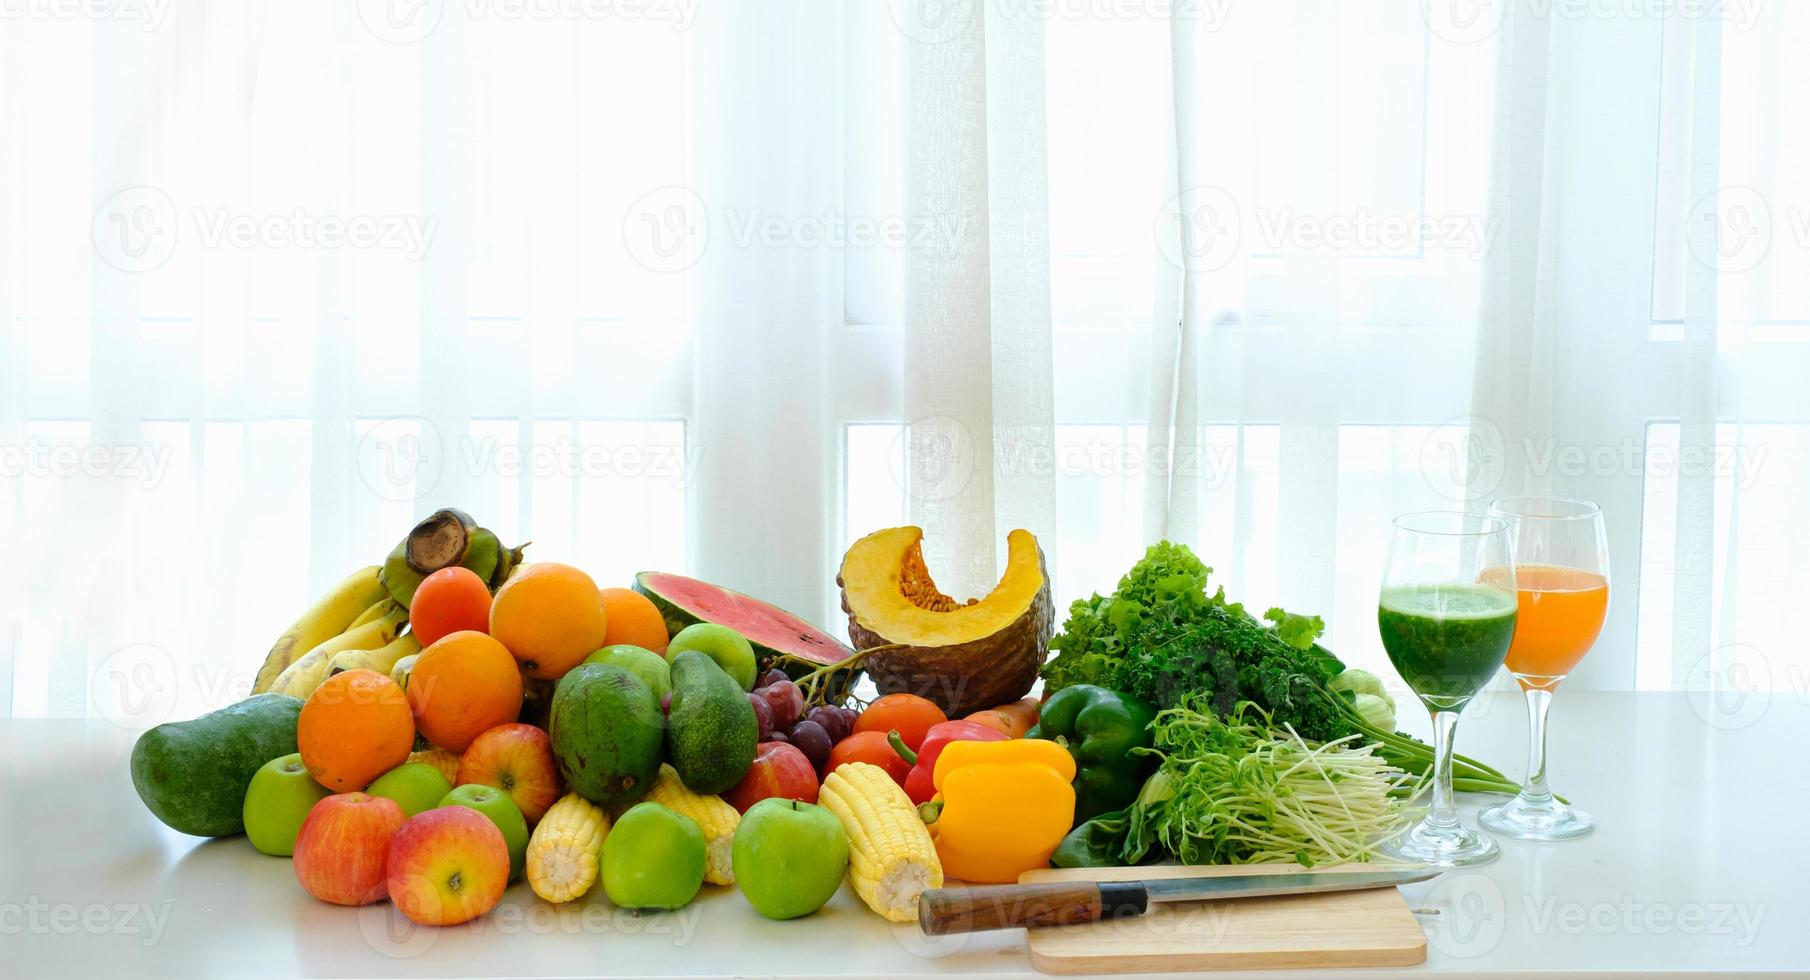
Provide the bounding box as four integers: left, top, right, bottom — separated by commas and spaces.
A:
2, 691, 1804, 979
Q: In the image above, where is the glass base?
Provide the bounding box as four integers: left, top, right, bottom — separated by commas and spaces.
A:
1479, 796, 1594, 841
1381, 817, 1500, 868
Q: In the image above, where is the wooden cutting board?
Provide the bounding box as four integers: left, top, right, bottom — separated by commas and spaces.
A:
1017, 864, 1428, 974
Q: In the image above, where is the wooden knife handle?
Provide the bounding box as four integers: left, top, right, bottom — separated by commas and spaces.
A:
918, 881, 1149, 936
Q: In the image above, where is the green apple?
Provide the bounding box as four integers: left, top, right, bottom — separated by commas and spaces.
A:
242, 752, 333, 857
367, 762, 454, 818
583, 644, 672, 702
732, 798, 849, 919
603, 802, 706, 910
664, 623, 757, 691
439, 784, 528, 882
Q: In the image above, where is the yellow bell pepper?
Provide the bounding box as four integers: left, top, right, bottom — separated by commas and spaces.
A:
923, 737, 1077, 883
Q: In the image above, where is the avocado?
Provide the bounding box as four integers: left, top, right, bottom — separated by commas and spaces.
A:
130, 693, 304, 837
548, 663, 664, 806
666, 650, 758, 794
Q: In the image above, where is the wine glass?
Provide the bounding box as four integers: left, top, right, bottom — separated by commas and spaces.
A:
1378, 512, 1518, 867
1478, 496, 1607, 841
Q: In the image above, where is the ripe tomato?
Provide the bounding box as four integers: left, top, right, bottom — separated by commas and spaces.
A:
850, 693, 947, 752
824, 731, 911, 786
409, 566, 493, 647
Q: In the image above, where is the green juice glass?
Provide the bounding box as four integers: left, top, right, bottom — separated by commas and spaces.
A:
1378, 512, 1517, 868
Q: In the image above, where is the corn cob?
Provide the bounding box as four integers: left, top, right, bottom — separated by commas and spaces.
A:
646, 763, 739, 885
526, 792, 610, 903
407, 747, 461, 784
819, 762, 942, 922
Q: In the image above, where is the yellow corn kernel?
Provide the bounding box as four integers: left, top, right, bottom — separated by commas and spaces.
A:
526, 792, 609, 903
646, 763, 740, 885
819, 762, 942, 922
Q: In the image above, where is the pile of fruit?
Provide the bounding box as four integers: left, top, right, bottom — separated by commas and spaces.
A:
129, 512, 1073, 929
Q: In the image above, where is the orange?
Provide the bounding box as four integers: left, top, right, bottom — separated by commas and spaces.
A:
410, 566, 493, 647
599, 587, 670, 653
299, 669, 415, 791
406, 631, 525, 753
488, 562, 608, 679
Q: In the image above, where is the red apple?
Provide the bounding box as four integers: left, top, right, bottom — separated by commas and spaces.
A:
293, 792, 405, 906
723, 742, 819, 813
456, 723, 561, 825
385, 805, 510, 926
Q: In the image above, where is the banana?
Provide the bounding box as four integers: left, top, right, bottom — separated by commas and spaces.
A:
462, 527, 501, 583
390, 653, 421, 691
347, 597, 398, 630
253, 566, 388, 694
328, 631, 421, 679
268, 607, 408, 700
380, 540, 425, 609
491, 539, 530, 589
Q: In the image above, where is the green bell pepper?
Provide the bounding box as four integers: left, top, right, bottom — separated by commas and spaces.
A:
1027, 684, 1157, 824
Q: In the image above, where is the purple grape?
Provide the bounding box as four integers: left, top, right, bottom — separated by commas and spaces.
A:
805, 705, 848, 743
757, 668, 791, 690
759, 682, 805, 731
788, 720, 833, 774
764, 729, 791, 745
748, 693, 775, 736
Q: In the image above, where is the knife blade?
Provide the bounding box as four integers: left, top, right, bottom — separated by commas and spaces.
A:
917, 869, 1439, 936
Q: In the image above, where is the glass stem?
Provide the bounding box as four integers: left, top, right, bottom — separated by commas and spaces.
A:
1519, 686, 1555, 805
1428, 709, 1461, 831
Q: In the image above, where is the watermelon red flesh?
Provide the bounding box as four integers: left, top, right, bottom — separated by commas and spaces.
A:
633, 572, 854, 669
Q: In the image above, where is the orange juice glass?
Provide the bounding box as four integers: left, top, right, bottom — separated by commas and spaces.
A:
1480, 496, 1607, 842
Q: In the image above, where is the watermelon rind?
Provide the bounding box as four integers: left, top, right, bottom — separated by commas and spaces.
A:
632, 572, 856, 679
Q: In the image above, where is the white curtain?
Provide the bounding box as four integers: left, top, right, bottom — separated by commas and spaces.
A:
3, 0, 1803, 722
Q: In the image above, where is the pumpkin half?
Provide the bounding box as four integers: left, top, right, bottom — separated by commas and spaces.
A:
836, 526, 1053, 716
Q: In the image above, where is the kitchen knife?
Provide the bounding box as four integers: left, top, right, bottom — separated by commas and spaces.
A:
917, 869, 1440, 936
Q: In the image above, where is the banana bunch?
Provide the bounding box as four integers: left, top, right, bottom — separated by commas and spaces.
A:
379, 507, 527, 609
252, 508, 527, 701
252, 567, 395, 695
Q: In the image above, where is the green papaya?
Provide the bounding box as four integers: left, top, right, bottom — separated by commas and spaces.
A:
666, 650, 758, 794
548, 663, 664, 806
130, 693, 304, 837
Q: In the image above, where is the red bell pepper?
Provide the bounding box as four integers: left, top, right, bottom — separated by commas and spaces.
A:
889, 720, 1007, 804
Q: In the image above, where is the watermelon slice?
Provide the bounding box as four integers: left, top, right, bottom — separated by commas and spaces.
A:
633, 572, 855, 677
